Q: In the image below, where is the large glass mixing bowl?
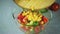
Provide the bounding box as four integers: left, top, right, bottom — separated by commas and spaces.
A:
12, 9, 53, 34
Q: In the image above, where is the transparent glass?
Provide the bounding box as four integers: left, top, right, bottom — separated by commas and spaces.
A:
12, 9, 53, 34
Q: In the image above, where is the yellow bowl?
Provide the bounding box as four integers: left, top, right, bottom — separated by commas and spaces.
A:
14, 0, 55, 10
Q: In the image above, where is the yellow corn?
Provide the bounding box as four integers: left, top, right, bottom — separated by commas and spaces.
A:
33, 16, 38, 21
30, 6, 34, 10
22, 11, 30, 16
29, 21, 33, 25
28, 15, 32, 20
22, 11, 26, 16
38, 13, 42, 17
37, 17, 42, 21
30, 27, 33, 31
26, 23, 30, 25
29, 12, 32, 15
26, 11, 30, 14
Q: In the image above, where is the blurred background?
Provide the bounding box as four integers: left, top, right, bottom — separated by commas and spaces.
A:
0, 0, 60, 34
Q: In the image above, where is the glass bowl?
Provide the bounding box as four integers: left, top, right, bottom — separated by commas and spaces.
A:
12, 9, 53, 34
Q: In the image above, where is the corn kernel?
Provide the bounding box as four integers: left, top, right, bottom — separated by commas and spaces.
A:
26, 23, 30, 25
37, 17, 42, 21
29, 12, 32, 15
28, 16, 32, 20
29, 21, 33, 25
30, 28, 33, 31
38, 14, 42, 17
33, 16, 38, 21
30, 6, 34, 10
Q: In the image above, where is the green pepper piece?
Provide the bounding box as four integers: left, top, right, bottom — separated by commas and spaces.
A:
33, 21, 39, 26
39, 8, 48, 13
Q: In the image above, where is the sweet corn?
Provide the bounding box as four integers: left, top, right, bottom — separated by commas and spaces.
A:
30, 6, 34, 10
22, 11, 26, 16
22, 11, 29, 16
30, 27, 33, 31
39, 14, 43, 18
26, 23, 30, 25
26, 11, 30, 14
37, 17, 42, 21
29, 21, 33, 25
38, 14, 42, 17
33, 16, 38, 21
28, 16, 32, 20
29, 12, 32, 15
33, 14, 37, 18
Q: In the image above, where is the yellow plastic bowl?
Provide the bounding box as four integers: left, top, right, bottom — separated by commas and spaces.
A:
14, 0, 55, 10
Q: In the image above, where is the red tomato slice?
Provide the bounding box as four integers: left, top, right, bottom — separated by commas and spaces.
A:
21, 26, 29, 31
42, 16, 48, 23
17, 13, 24, 19
17, 13, 25, 24
34, 26, 40, 33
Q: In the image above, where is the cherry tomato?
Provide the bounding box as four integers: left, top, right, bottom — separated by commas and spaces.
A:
49, 2, 60, 11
